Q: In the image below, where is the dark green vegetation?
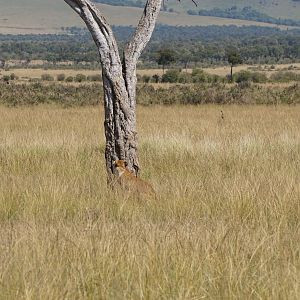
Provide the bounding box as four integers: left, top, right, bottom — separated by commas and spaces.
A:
188, 6, 300, 27
1, 82, 299, 106
0, 25, 300, 67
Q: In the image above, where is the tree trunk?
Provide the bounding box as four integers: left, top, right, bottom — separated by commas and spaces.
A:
63, 0, 162, 179
102, 71, 139, 180
230, 64, 233, 81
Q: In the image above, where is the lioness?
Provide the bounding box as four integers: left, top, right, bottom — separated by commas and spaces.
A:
113, 160, 156, 197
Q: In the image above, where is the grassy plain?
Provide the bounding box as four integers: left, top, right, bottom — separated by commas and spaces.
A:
0, 105, 299, 299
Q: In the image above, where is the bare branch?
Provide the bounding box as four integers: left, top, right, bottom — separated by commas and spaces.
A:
177, 0, 197, 6
64, 0, 81, 14
63, 0, 120, 77
124, 0, 163, 66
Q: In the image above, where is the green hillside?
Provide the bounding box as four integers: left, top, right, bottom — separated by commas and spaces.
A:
96, 0, 300, 20
166, 0, 300, 20
0, 0, 298, 34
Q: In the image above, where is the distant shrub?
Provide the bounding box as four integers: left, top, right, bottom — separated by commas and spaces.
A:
162, 69, 181, 83
75, 74, 87, 82
178, 72, 193, 84
65, 76, 74, 82
191, 69, 207, 83
142, 75, 151, 83
235, 71, 267, 83
0, 82, 299, 106
57, 74, 66, 81
0, 82, 102, 106
152, 74, 161, 83
2, 75, 10, 82
10, 73, 18, 80
41, 74, 54, 81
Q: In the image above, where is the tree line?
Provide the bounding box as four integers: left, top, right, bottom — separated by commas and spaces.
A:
187, 6, 300, 27
0, 25, 299, 66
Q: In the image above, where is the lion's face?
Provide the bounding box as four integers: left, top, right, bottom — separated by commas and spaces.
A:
113, 160, 129, 177
114, 159, 127, 170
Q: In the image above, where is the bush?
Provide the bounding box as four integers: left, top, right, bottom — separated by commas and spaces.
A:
75, 74, 87, 82
57, 74, 66, 81
191, 69, 208, 83
2, 75, 10, 82
152, 74, 161, 83
234, 71, 267, 83
65, 76, 74, 82
178, 72, 193, 84
162, 69, 181, 83
142, 75, 151, 83
41, 74, 54, 81
10, 73, 18, 80
0, 82, 299, 106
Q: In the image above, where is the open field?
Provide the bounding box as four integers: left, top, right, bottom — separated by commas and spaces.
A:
0, 105, 299, 299
2, 63, 300, 82
138, 63, 300, 78
0, 1, 295, 34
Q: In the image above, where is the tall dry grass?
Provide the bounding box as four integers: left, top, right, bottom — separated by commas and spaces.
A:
0, 105, 299, 299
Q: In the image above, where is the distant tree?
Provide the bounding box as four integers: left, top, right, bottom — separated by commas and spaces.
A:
65, 76, 74, 82
162, 69, 181, 83
227, 49, 243, 81
63, 0, 195, 181
57, 74, 66, 81
152, 74, 161, 83
75, 74, 87, 82
63, 0, 164, 179
178, 48, 192, 72
156, 49, 176, 74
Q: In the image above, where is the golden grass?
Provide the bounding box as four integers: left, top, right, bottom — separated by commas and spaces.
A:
0, 105, 300, 299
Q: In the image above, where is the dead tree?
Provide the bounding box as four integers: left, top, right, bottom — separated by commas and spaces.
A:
63, 0, 194, 181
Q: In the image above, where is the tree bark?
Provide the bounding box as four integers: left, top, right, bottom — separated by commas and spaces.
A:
63, 0, 162, 179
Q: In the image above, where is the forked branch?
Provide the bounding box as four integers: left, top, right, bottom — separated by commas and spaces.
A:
124, 0, 163, 66
63, 0, 121, 79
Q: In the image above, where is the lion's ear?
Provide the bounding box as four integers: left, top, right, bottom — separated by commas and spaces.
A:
124, 161, 128, 167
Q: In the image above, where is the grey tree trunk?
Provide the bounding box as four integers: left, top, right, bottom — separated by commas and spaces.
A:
63, 0, 162, 179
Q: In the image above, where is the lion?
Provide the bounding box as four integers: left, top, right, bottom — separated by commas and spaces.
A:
113, 160, 156, 197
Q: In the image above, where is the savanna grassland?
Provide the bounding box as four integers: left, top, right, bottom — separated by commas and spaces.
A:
0, 104, 299, 299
